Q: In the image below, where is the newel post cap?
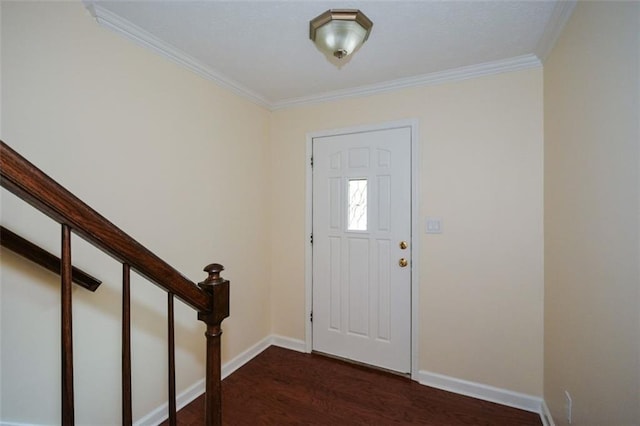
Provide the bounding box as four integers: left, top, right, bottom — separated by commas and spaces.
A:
197, 262, 230, 325
199, 263, 225, 287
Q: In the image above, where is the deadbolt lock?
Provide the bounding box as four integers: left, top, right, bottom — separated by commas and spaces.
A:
399, 241, 408, 250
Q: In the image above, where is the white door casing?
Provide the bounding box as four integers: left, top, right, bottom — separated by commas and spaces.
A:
312, 126, 412, 373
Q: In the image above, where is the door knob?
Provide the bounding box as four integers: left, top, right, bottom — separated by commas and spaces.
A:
399, 241, 408, 250
399, 258, 408, 267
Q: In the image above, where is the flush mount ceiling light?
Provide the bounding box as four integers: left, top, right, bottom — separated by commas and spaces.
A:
309, 9, 373, 60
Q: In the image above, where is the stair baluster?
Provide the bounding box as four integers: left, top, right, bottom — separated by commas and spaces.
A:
61, 224, 75, 424
122, 263, 132, 425
0, 140, 230, 425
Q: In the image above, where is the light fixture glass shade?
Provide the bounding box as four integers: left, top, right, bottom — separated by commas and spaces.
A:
310, 10, 373, 59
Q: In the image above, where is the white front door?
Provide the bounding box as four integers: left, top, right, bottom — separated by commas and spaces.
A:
312, 126, 412, 373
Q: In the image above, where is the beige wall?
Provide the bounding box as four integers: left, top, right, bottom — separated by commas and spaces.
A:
4, 1, 597, 423
270, 68, 544, 396
1, 2, 271, 423
544, 1, 640, 425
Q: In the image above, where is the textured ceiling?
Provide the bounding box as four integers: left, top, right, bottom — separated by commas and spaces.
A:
87, 1, 574, 109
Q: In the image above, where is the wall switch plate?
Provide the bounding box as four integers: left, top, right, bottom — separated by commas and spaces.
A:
426, 217, 443, 234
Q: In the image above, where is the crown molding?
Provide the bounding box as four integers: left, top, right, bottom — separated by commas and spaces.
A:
84, 2, 543, 112
84, 2, 272, 109
535, 0, 577, 62
271, 54, 541, 110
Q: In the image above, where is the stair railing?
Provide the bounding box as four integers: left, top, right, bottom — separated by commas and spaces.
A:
0, 140, 229, 426
0, 225, 103, 291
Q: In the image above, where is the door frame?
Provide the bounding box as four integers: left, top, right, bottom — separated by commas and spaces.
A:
305, 119, 420, 379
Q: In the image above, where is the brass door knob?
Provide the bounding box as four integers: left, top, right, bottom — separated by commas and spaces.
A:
399, 258, 408, 267
399, 241, 408, 250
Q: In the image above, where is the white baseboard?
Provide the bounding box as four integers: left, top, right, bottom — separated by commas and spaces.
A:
270, 335, 306, 353
7, 334, 546, 426
138, 338, 545, 425
134, 378, 205, 426
134, 335, 308, 425
418, 370, 543, 414
221, 336, 272, 380
540, 400, 555, 426
135, 335, 274, 426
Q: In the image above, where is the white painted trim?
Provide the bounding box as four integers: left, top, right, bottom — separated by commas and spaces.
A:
418, 370, 543, 414
84, 2, 271, 109
221, 336, 272, 380
540, 400, 556, 426
535, 0, 577, 62
270, 335, 307, 353
83, 2, 541, 111
135, 336, 272, 426
305, 133, 314, 354
306, 120, 419, 144
1, 336, 547, 425
305, 119, 420, 377
409, 119, 420, 380
271, 55, 541, 110
134, 378, 205, 426
134, 335, 300, 425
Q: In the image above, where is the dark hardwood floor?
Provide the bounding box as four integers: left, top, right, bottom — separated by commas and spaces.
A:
162, 346, 542, 425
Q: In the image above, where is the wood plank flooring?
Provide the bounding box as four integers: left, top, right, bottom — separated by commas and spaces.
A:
162, 346, 542, 425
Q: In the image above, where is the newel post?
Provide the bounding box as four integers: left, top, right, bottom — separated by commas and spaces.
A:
198, 263, 230, 426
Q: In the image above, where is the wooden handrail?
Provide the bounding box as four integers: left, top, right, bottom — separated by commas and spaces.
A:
1, 140, 229, 425
0, 140, 210, 312
0, 225, 102, 291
